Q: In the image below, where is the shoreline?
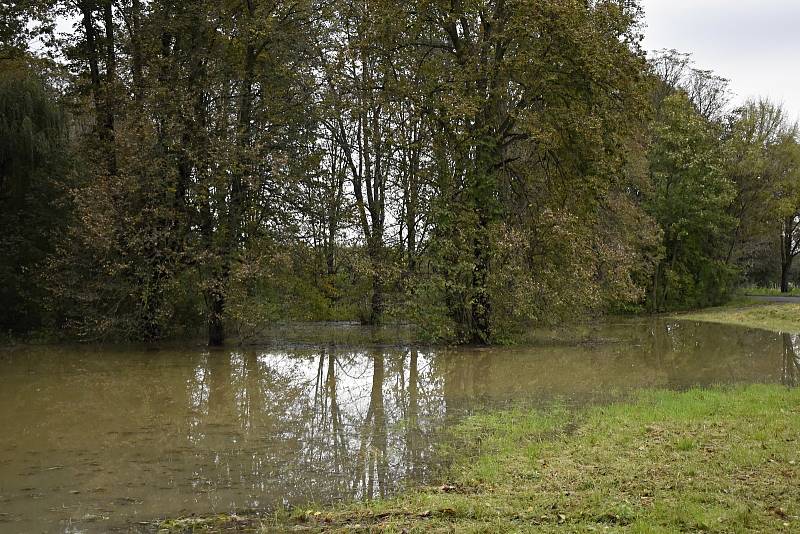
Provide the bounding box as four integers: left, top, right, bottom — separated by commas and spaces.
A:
159, 384, 800, 533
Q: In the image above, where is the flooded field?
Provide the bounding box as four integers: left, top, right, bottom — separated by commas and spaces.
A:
0, 319, 798, 532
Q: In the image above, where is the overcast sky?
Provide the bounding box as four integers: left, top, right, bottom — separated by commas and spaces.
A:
639, 0, 800, 121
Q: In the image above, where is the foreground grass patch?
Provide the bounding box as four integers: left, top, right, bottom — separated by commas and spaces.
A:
162, 386, 800, 533
678, 303, 800, 334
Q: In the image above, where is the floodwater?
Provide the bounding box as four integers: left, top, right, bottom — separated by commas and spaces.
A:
0, 319, 798, 533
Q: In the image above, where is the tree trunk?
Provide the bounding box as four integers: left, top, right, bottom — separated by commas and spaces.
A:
102, 0, 117, 175
781, 216, 793, 293
406, 172, 417, 273
370, 268, 383, 324
78, 1, 102, 112
129, 0, 144, 103
470, 215, 491, 344
367, 232, 384, 324
784, 333, 800, 387
325, 213, 336, 275
468, 140, 498, 344
781, 262, 791, 293
208, 287, 226, 346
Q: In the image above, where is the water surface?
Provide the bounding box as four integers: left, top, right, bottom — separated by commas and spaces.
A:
1, 319, 798, 532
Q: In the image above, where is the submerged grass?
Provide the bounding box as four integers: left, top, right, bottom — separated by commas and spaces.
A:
678, 303, 800, 334
160, 385, 800, 533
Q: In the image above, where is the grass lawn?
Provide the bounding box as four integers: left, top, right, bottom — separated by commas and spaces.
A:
740, 287, 800, 297
677, 303, 800, 334
161, 385, 800, 533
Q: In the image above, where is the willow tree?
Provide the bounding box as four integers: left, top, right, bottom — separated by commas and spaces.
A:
0, 65, 69, 332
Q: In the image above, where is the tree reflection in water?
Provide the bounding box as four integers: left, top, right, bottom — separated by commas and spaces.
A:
183, 348, 443, 510
181, 325, 800, 512
782, 333, 800, 387
3, 319, 800, 533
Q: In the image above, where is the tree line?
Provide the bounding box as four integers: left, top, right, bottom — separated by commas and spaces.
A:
2, 1, 800, 345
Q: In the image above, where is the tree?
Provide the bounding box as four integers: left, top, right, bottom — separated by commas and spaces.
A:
42, 0, 320, 343
772, 137, 800, 292
0, 64, 70, 332
722, 100, 800, 292
650, 49, 730, 122
319, 0, 401, 325
414, 0, 651, 342
646, 93, 737, 310
15, 0, 785, 345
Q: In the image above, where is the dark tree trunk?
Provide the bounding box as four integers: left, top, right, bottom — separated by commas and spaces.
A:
467, 141, 498, 344
78, 1, 102, 111
781, 216, 794, 294
370, 268, 384, 324
208, 288, 225, 346
781, 263, 791, 293
205, 2, 258, 347
79, 0, 116, 176
470, 214, 491, 344
129, 0, 144, 103
325, 215, 336, 275
366, 232, 384, 325
102, 0, 117, 175
406, 176, 417, 272
231, 41, 255, 251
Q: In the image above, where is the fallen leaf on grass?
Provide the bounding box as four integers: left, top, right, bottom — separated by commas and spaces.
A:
769, 506, 788, 519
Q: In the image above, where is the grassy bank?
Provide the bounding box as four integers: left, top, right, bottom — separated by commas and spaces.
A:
741, 287, 800, 297
678, 302, 800, 334
161, 385, 800, 533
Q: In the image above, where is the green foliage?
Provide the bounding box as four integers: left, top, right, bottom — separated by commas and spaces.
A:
0, 64, 69, 333
723, 100, 800, 290
647, 93, 738, 311
7, 0, 800, 344
402, 272, 460, 344
402, 0, 654, 342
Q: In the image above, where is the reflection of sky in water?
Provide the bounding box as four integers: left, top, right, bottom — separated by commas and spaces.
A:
187, 352, 209, 443
179, 349, 445, 511
0, 319, 798, 533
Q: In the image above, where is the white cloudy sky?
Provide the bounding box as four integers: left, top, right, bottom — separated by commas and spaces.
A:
639, 0, 800, 121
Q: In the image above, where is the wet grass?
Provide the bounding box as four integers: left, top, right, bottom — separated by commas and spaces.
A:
678, 303, 800, 334
160, 385, 800, 533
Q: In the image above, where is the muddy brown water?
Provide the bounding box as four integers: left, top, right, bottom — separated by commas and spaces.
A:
1, 319, 798, 533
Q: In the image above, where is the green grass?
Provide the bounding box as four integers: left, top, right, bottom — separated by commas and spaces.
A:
161, 385, 800, 533
678, 303, 800, 334
740, 286, 800, 297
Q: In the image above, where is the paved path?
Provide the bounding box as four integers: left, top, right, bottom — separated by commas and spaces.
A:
745, 295, 800, 304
